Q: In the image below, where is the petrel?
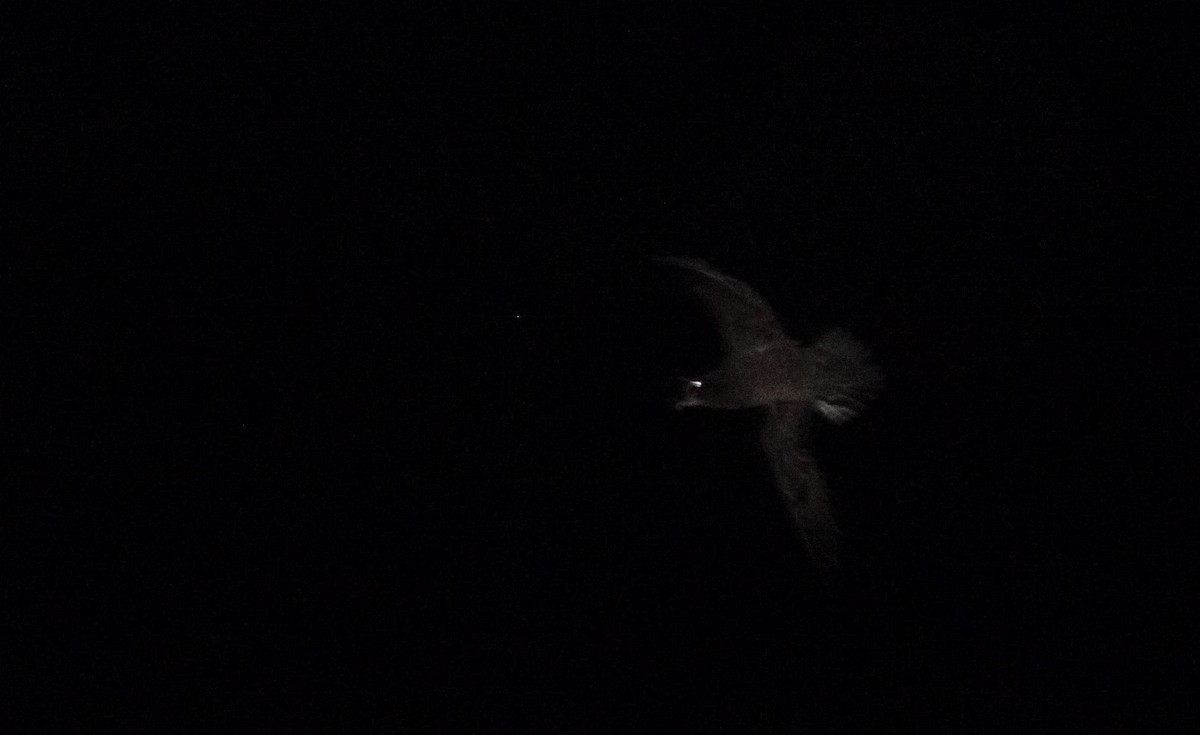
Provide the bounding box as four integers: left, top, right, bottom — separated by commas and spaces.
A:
657, 257, 883, 574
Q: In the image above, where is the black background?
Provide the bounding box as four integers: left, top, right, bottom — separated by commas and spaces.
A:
8, 4, 1195, 731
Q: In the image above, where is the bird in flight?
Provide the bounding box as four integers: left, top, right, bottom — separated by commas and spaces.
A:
657, 256, 883, 575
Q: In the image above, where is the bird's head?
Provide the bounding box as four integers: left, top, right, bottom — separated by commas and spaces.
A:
674, 378, 706, 410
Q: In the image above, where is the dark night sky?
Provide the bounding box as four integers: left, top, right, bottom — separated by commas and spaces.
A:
9, 4, 1195, 731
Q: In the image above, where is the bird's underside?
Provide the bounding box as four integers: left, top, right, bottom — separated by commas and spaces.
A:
657, 256, 882, 576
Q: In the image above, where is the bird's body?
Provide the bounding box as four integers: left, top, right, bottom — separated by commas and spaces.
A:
684, 340, 825, 407
657, 257, 883, 575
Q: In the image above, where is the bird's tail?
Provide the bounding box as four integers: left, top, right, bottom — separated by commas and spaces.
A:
811, 328, 884, 424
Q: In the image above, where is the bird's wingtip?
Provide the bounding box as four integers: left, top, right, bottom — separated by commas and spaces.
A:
652, 255, 707, 269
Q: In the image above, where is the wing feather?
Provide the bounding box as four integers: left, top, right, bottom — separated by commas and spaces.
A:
761, 401, 839, 575
655, 257, 790, 353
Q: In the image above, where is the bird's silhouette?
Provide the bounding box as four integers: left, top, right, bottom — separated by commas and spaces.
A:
657, 256, 883, 575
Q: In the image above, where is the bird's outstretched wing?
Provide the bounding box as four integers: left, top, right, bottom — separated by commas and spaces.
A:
655, 257, 790, 353
760, 401, 839, 575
